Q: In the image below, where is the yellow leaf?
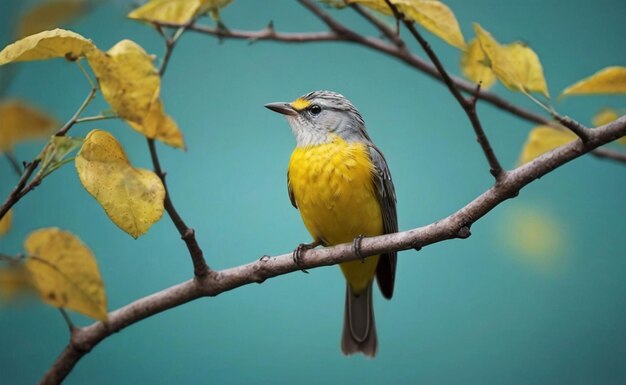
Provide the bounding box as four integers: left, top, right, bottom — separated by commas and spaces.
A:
128, 94, 185, 149
0, 100, 57, 153
347, 0, 465, 48
75, 130, 166, 238
460, 38, 496, 89
518, 126, 577, 165
128, 0, 233, 24
396, 0, 465, 49
592, 108, 626, 146
500, 206, 565, 272
24, 227, 107, 320
473, 24, 549, 97
85, 40, 185, 148
0, 28, 94, 65
347, 0, 390, 13
18, 0, 88, 38
86, 41, 158, 125
0, 263, 34, 301
205, 0, 234, 21
561, 66, 626, 96
0, 209, 12, 237
592, 108, 619, 127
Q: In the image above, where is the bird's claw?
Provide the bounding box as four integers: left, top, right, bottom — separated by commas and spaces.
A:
352, 234, 366, 263
292, 243, 314, 274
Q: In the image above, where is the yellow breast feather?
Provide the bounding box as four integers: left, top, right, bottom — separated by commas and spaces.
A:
288, 135, 383, 294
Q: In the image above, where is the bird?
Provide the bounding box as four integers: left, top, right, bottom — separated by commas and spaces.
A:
265, 90, 398, 357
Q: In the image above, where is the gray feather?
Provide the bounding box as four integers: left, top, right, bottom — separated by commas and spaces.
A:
287, 170, 297, 208
368, 145, 398, 299
341, 283, 377, 357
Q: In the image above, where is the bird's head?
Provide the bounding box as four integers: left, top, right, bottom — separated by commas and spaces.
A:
265, 90, 369, 146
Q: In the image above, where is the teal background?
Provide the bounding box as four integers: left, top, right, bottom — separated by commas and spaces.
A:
1, 0, 626, 384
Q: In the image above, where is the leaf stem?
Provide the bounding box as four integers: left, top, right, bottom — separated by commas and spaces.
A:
59, 308, 76, 332
75, 59, 96, 90
75, 114, 119, 124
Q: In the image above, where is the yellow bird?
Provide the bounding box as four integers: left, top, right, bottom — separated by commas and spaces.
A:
265, 91, 398, 357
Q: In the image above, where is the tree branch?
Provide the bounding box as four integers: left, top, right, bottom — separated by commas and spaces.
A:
0, 85, 97, 220
146, 139, 209, 277
589, 147, 626, 164
39, 115, 626, 385
386, 4, 504, 181
154, 5, 624, 166
145, 22, 210, 278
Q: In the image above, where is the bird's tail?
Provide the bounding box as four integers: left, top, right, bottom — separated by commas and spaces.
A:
341, 282, 377, 357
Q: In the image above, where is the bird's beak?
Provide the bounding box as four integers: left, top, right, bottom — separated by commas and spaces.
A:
264, 102, 298, 116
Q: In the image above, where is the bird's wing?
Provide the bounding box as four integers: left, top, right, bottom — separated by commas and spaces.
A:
368, 145, 398, 299
287, 170, 297, 209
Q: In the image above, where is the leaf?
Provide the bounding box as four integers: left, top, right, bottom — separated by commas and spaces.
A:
561, 66, 626, 96
321, 0, 348, 8
75, 129, 166, 238
460, 38, 496, 89
347, 0, 465, 48
86, 41, 159, 125
518, 126, 577, 165
128, 0, 234, 24
0, 100, 57, 153
85, 40, 185, 148
473, 23, 549, 97
0, 28, 94, 65
395, 0, 465, 49
0, 209, 12, 237
24, 227, 107, 320
38, 136, 84, 178
18, 0, 88, 38
0, 263, 34, 301
127, 95, 185, 149
501, 206, 565, 272
592, 108, 626, 146
592, 108, 620, 127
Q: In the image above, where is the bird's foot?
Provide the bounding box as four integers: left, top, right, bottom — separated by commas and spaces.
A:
292, 240, 321, 274
352, 234, 366, 263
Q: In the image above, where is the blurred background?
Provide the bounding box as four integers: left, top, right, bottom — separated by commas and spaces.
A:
1, 0, 625, 384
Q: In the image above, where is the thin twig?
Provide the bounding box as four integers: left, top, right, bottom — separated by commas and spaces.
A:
5, 152, 22, 176
146, 21, 210, 277
0, 67, 98, 220
56, 87, 97, 137
467, 85, 505, 179
59, 308, 75, 332
39, 115, 626, 385
0, 160, 40, 219
350, 4, 404, 48
147, 139, 209, 277
75, 114, 119, 124
387, 2, 504, 180
156, 2, 550, 127
590, 147, 626, 164
552, 112, 591, 142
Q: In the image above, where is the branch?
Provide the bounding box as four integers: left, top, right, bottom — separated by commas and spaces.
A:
147, 139, 209, 277
0, 86, 96, 220
0, 60, 98, 220
40, 116, 626, 385
155, 5, 623, 166
589, 147, 626, 164
388, 6, 504, 180
146, 22, 210, 278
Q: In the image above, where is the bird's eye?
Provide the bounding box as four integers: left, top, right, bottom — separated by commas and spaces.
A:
310, 105, 322, 115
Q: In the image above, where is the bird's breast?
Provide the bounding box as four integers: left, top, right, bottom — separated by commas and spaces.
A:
288, 136, 383, 246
